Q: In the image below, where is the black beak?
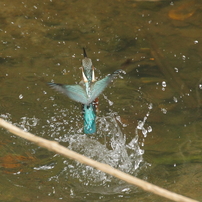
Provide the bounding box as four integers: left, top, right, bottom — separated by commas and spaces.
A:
83, 47, 87, 58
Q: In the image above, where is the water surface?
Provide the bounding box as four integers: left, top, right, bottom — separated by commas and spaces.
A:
0, 0, 202, 201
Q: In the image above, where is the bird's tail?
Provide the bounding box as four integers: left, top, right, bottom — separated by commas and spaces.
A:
83, 104, 96, 134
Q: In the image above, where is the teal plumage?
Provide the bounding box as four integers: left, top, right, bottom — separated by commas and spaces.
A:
83, 103, 96, 134
48, 48, 122, 134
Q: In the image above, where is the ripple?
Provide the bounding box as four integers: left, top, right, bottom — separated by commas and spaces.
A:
22, 72, 41, 82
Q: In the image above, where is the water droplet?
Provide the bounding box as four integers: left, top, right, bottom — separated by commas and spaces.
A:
174, 67, 178, 72
147, 126, 152, 133
148, 103, 153, 109
173, 96, 178, 102
161, 108, 167, 114
162, 81, 166, 87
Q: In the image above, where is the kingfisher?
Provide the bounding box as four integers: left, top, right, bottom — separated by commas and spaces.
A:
48, 48, 123, 134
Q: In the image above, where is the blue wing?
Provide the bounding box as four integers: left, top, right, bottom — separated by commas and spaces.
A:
88, 69, 123, 103
48, 83, 89, 105
48, 69, 123, 105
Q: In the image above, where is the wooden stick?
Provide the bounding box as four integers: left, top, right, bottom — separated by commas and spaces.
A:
0, 118, 198, 202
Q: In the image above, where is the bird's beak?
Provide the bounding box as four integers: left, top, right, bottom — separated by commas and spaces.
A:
83, 47, 87, 58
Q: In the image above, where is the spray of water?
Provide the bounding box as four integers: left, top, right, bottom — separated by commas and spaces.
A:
53, 104, 153, 196
0, 103, 153, 198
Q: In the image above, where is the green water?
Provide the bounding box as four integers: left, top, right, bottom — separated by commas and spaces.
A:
0, 0, 202, 201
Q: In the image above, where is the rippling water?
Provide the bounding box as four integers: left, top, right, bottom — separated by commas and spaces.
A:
0, 0, 202, 201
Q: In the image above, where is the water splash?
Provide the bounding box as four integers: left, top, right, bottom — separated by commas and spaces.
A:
52, 112, 147, 196
136, 103, 153, 137
0, 104, 152, 198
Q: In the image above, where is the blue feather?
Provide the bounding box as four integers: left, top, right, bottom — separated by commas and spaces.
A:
48, 48, 123, 134
83, 104, 96, 134
48, 69, 123, 134
48, 83, 89, 104
48, 69, 122, 105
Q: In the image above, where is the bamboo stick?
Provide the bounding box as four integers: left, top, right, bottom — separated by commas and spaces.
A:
0, 118, 198, 202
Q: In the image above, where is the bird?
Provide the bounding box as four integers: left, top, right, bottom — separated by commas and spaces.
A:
48, 48, 123, 134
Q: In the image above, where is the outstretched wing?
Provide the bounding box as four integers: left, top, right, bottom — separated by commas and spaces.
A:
48, 83, 89, 105
88, 69, 123, 104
